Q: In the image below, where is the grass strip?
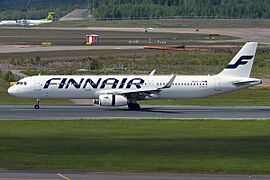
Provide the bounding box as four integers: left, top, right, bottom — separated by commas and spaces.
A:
0, 120, 270, 173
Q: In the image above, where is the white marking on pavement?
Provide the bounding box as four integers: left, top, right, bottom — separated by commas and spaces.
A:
57, 173, 71, 180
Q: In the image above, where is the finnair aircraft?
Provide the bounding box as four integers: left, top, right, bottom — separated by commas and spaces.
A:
8, 42, 261, 110
0, 12, 55, 26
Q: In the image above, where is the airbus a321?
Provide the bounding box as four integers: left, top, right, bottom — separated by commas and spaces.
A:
8, 42, 261, 110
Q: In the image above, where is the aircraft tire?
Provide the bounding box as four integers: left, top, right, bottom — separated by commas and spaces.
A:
128, 103, 141, 111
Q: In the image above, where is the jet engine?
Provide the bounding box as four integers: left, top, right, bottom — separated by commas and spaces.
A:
99, 94, 128, 107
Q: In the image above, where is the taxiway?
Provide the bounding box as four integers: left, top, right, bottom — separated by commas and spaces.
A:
0, 171, 269, 180
0, 105, 269, 120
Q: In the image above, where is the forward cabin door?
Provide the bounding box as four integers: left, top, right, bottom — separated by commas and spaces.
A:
34, 77, 41, 91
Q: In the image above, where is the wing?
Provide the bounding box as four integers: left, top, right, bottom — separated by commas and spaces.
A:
101, 74, 176, 101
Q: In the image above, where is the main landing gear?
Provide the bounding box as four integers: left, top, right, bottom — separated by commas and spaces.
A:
128, 103, 141, 111
34, 99, 40, 109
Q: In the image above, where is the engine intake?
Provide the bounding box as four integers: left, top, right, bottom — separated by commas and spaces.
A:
99, 94, 128, 107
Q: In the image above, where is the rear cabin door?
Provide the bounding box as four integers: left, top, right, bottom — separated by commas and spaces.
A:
34, 77, 41, 91
214, 78, 221, 91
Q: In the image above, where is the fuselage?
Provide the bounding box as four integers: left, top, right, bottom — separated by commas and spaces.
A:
18, 20, 52, 26
0, 20, 52, 26
0, 20, 17, 25
8, 75, 261, 100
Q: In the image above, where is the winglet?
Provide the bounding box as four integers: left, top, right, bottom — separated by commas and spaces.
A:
163, 74, 176, 89
149, 69, 156, 76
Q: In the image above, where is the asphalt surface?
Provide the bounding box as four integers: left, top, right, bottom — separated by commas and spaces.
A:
0, 45, 144, 53
1, 27, 270, 43
0, 171, 269, 180
1, 105, 270, 120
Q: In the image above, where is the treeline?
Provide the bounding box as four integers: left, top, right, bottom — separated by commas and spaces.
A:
0, 70, 14, 84
0, 0, 86, 20
1, 0, 270, 20
92, 0, 270, 19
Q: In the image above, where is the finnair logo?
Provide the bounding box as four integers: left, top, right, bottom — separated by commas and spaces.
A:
226, 55, 254, 69
43, 77, 145, 89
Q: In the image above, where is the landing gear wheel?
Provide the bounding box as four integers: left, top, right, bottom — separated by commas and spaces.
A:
34, 104, 40, 109
128, 103, 141, 111
34, 99, 40, 109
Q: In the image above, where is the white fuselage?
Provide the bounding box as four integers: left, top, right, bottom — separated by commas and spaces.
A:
8, 75, 261, 100
17, 20, 52, 26
0, 20, 17, 26
0, 20, 52, 26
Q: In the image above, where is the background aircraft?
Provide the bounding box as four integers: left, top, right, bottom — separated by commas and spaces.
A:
0, 12, 55, 26
8, 42, 261, 110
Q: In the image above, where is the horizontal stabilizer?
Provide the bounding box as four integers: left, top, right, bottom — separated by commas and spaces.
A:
233, 79, 262, 86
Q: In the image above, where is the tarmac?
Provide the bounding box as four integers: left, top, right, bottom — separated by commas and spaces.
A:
0, 171, 269, 180
0, 105, 270, 120
1, 27, 270, 43
0, 45, 144, 54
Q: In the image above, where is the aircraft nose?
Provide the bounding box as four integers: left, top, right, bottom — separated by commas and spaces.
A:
8, 86, 16, 96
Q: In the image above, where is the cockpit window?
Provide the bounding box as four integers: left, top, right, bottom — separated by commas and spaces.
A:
16, 82, 27, 85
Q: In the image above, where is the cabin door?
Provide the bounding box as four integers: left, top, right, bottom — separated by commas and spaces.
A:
34, 77, 41, 91
215, 78, 221, 91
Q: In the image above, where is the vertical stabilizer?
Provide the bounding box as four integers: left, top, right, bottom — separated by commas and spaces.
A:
45, 12, 56, 21
218, 42, 257, 77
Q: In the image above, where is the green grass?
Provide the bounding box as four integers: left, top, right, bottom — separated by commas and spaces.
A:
0, 92, 71, 105
18, 49, 270, 79
142, 88, 270, 106
0, 120, 270, 173
45, 19, 270, 28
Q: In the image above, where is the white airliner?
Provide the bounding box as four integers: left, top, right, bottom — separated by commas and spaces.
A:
8, 42, 261, 110
0, 12, 55, 26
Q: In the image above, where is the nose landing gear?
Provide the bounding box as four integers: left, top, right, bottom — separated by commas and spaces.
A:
34, 99, 40, 109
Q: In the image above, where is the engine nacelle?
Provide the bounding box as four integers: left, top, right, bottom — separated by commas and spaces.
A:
99, 94, 128, 107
